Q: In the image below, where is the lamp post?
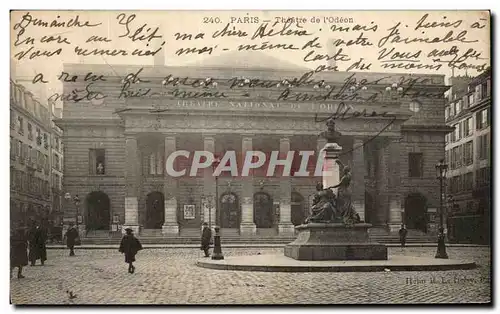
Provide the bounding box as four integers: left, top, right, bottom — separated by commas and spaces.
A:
435, 159, 449, 259
211, 155, 224, 260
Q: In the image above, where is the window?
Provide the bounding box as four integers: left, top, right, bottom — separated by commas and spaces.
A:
476, 167, 491, 187
408, 153, 423, 177
36, 151, 43, 171
55, 137, 60, 151
478, 134, 489, 160
454, 101, 461, 115
36, 128, 42, 146
451, 146, 461, 169
10, 137, 15, 160
10, 110, 15, 129
450, 104, 455, 117
445, 107, 450, 120
17, 116, 24, 134
463, 118, 473, 137
463, 141, 473, 165
149, 151, 164, 175
53, 153, 60, 171
481, 82, 488, 99
28, 145, 33, 164
476, 108, 490, 129
16, 140, 22, 158
445, 150, 450, 166
468, 94, 474, 107
43, 133, 48, 149
27, 123, 33, 140
89, 149, 106, 175
44, 154, 49, 174
464, 172, 473, 191
453, 124, 460, 141
19, 143, 26, 164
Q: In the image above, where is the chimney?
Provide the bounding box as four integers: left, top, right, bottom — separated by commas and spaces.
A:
327, 38, 336, 69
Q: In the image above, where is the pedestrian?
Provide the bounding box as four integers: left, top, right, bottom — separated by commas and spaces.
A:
119, 228, 142, 274
64, 222, 79, 256
10, 225, 28, 279
28, 221, 47, 266
399, 224, 408, 248
200, 222, 212, 257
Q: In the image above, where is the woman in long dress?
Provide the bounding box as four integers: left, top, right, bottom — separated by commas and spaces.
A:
11, 226, 28, 279
331, 160, 360, 225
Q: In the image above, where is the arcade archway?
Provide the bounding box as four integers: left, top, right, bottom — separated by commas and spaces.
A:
254, 192, 274, 228
404, 193, 427, 232
145, 192, 165, 229
291, 192, 305, 226
86, 191, 110, 231
220, 192, 240, 228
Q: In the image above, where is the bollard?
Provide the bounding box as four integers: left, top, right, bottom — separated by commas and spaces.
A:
211, 226, 224, 260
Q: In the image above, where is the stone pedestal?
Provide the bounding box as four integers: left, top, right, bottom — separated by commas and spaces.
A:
322, 142, 342, 192
284, 223, 387, 260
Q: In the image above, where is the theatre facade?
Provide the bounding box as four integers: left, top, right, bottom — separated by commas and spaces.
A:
58, 54, 450, 238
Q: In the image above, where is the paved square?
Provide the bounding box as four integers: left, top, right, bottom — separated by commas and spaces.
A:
10, 247, 491, 304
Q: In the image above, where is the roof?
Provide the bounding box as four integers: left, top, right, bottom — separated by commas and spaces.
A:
186, 50, 310, 71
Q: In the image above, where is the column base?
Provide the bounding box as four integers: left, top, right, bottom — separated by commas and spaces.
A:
122, 225, 140, 235
388, 223, 403, 233
239, 222, 256, 235
162, 223, 179, 235
278, 223, 295, 236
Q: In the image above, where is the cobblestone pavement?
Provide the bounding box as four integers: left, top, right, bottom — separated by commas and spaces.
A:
10, 247, 491, 305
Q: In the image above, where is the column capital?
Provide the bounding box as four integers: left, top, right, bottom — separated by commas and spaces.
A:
202, 133, 217, 139
162, 132, 177, 138
124, 132, 138, 139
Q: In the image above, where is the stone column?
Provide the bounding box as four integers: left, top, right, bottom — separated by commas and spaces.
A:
240, 135, 256, 235
162, 133, 179, 235
123, 134, 140, 234
203, 134, 216, 228
376, 139, 389, 227
387, 137, 403, 232
278, 137, 295, 235
352, 137, 366, 222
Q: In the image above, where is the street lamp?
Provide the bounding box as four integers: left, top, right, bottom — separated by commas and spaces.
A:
211, 155, 224, 260
435, 159, 449, 259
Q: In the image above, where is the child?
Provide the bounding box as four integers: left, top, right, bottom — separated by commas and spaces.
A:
119, 228, 143, 274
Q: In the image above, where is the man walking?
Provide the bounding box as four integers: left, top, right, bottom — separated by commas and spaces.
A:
65, 222, 79, 256
200, 222, 212, 257
119, 228, 143, 274
28, 221, 47, 266
399, 224, 408, 248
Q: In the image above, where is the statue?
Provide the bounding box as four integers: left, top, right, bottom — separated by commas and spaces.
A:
319, 117, 342, 144
330, 160, 361, 226
305, 183, 341, 223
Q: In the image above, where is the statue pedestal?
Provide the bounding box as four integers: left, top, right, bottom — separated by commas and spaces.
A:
284, 223, 387, 260
322, 142, 342, 193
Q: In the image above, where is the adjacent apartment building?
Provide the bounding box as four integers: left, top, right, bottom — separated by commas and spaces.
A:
444, 68, 491, 244
10, 79, 65, 230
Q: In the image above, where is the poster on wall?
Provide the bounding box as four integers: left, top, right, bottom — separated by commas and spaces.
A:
183, 205, 195, 220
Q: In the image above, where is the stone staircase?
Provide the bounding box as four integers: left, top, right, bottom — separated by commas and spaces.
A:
80, 228, 436, 245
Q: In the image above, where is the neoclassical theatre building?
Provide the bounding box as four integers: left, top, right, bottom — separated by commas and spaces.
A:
58, 52, 450, 238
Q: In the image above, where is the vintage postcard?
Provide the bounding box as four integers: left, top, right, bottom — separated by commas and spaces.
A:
9, 10, 491, 305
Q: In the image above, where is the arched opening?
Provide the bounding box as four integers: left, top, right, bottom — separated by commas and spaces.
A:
254, 192, 274, 228
365, 192, 374, 224
86, 191, 111, 231
291, 192, 305, 226
220, 192, 240, 228
145, 192, 165, 229
404, 193, 427, 233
